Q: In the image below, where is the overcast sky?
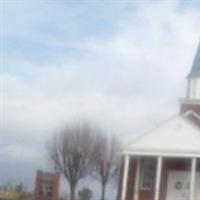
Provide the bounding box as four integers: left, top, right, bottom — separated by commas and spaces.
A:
1, 0, 200, 196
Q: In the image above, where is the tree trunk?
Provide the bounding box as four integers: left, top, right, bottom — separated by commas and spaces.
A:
101, 183, 106, 200
70, 183, 76, 200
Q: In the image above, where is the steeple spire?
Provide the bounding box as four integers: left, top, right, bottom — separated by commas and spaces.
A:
188, 42, 200, 79
180, 41, 200, 115
186, 41, 200, 100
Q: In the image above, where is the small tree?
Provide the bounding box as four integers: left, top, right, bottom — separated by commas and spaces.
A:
14, 183, 24, 193
93, 133, 120, 200
48, 122, 96, 200
78, 188, 93, 200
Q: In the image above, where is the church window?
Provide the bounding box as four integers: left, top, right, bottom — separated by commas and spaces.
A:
140, 160, 156, 190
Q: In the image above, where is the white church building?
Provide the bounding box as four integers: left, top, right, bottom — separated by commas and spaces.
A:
117, 43, 200, 200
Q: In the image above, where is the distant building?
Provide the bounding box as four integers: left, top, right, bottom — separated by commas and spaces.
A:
34, 170, 60, 200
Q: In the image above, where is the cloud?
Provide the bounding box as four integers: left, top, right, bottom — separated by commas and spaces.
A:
1, 0, 200, 194
0, 144, 43, 163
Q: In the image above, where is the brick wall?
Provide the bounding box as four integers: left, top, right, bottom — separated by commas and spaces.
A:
180, 103, 200, 116
34, 170, 60, 200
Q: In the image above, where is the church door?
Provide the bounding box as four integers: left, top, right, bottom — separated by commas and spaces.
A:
166, 170, 200, 200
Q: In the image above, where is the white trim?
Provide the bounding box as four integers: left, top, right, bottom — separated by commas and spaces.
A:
133, 158, 141, 200
124, 147, 200, 154
183, 110, 200, 120
189, 158, 197, 200
154, 157, 163, 200
122, 151, 200, 158
121, 155, 130, 200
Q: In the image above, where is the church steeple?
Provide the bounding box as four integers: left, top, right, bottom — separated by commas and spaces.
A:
181, 42, 200, 115
186, 42, 200, 100
188, 42, 200, 79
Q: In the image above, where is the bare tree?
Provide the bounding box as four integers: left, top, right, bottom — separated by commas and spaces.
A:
93, 133, 121, 200
47, 122, 96, 200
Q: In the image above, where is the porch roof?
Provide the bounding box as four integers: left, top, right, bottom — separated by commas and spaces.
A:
123, 112, 200, 158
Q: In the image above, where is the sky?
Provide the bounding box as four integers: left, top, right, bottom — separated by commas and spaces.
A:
1, 0, 200, 198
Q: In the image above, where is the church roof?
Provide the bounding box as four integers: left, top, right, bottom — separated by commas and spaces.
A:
124, 112, 200, 158
188, 42, 200, 79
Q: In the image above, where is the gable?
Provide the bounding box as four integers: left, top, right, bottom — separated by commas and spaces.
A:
125, 115, 200, 156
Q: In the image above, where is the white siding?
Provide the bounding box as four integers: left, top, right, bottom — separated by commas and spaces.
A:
188, 79, 200, 100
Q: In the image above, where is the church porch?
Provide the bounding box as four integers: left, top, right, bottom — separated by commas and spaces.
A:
118, 155, 200, 200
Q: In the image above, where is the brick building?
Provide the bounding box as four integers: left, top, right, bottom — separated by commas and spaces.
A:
34, 170, 60, 200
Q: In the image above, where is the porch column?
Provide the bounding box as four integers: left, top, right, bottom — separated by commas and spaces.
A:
121, 154, 130, 200
155, 156, 163, 200
189, 158, 197, 200
133, 158, 141, 200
